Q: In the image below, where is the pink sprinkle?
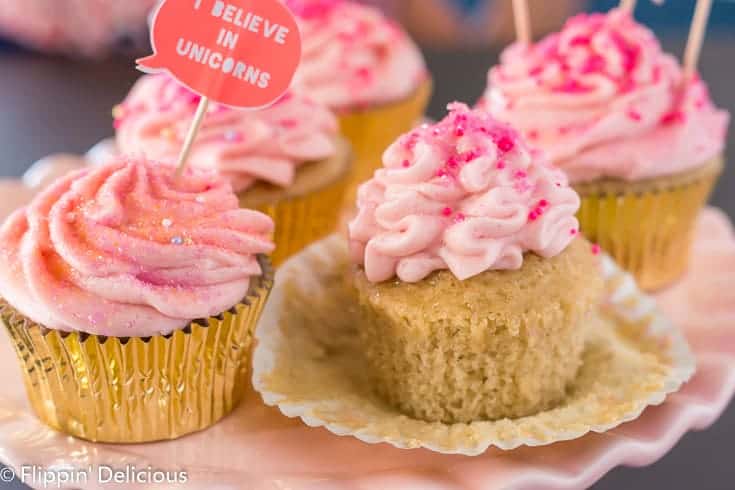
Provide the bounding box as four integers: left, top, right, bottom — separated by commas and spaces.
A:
569, 35, 591, 46
528, 211, 539, 222
514, 170, 527, 179
462, 150, 480, 162
402, 159, 410, 168
497, 136, 515, 152
661, 110, 686, 125
436, 168, 448, 178
454, 126, 465, 137
627, 109, 642, 121
280, 119, 298, 128
453, 213, 466, 223
556, 79, 594, 94
539, 199, 549, 207
442, 207, 453, 217
591, 244, 601, 255
529, 66, 544, 77
355, 67, 372, 80
446, 156, 459, 168
496, 160, 506, 170
570, 228, 578, 236
581, 55, 606, 74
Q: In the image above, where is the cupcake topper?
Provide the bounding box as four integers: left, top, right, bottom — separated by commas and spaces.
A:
512, 0, 532, 44
136, 0, 302, 176
683, 0, 713, 81
620, 0, 637, 11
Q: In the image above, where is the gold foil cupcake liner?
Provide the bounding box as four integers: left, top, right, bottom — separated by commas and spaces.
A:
249, 165, 350, 267
575, 156, 723, 291
0, 256, 274, 444
252, 236, 695, 455
339, 80, 433, 206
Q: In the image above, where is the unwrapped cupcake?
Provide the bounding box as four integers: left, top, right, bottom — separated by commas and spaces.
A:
348, 103, 603, 422
0, 156, 274, 442
286, 0, 432, 203
115, 74, 351, 265
479, 7, 730, 290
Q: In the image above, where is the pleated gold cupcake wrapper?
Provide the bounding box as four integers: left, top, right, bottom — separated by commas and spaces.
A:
339, 80, 433, 206
252, 235, 695, 455
252, 171, 350, 267
575, 156, 723, 291
0, 256, 274, 444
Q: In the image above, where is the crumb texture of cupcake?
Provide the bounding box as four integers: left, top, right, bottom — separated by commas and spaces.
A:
349, 103, 603, 423
115, 74, 340, 193
286, 0, 428, 110
0, 157, 275, 442
480, 7, 729, 183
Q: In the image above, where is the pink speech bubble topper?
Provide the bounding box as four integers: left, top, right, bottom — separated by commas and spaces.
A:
138, 0, 302, 109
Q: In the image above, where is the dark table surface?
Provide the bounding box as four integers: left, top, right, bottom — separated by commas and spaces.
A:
1, 32, 734, 490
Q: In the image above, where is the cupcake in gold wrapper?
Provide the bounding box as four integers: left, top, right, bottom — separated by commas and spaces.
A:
240, 138, 352, 266
479, 7, 730, 290
0, 157, 276, 443
286, 0, 431, 205
338, 80, 432, 204
114, 75, 352, 266
575, 156, 723, 290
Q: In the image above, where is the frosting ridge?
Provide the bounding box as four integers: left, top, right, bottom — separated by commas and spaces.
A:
480, 8, 729, 182
0, 157, 275, 336
115, 74, 338, 192
349, 103, 580, 283
287, 0, 427, 109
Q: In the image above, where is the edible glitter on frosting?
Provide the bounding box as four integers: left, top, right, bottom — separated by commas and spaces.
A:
286, 0, 428, 109
115, 74, 339, 192
0, 157, 275, 337
480, 8, 729, 183
348, 103, 581, 283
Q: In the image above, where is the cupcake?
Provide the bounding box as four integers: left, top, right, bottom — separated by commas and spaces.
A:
0, 156, 275, 442
115, 74, 351, 265
479, 8, 729, 290
286, 0, 432, 203
348, 103, 603, 423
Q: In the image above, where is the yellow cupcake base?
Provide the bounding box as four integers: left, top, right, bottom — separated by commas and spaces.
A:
338, 80, 433, 205
0, 257, 273, 443
575, 156, 723, 291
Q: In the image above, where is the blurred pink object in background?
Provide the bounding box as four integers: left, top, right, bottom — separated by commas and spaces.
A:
0, 0, 157, 56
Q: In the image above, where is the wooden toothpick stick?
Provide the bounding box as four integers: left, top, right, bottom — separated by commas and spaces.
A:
683, 0, 713, 81
175, 96, 210, 178
512, 0, 532, 45
620, 0, 637, 12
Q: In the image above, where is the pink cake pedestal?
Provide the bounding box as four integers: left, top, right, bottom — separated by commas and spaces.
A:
0, 169, 733, 489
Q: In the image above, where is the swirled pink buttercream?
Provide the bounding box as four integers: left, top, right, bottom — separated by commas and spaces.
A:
480, 8, 729, 182
286, 0, 427, 110
0, 157, 274, 337
349, 103, 581, 283
115, 74, 338, 192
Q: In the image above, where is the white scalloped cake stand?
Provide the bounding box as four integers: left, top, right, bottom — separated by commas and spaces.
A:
0, 164, 733, 489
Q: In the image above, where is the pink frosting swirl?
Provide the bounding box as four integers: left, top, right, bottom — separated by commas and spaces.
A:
0, 157, 275, 337
115, 74, 339, 192
287, 0, 427, 110
349, 103, 581, 283
480, 8, 729, 182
